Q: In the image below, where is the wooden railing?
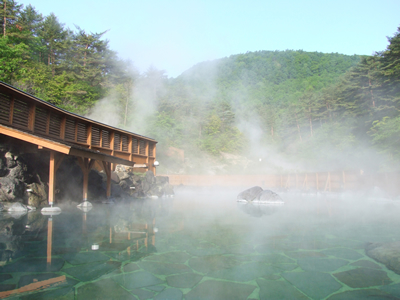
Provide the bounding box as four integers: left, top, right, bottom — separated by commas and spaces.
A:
0, 82, 157, 169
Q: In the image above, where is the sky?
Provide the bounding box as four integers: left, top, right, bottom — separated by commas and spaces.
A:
17, 0, 400, 78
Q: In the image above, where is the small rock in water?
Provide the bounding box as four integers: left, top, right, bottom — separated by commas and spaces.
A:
8, 202, 28, 212
255, 190, 283, 203
237, 186, 263, 201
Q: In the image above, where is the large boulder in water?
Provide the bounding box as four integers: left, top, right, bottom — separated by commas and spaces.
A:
256, 190, 283, 202
366, 242, 400, 275
237, 186, 263, 201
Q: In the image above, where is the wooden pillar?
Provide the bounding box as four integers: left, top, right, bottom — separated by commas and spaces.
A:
47, 217, 53, 264
77, 157, 96, 201
48, 152, 64, 206
49, 152, 56, 206
102, 161, 112, 198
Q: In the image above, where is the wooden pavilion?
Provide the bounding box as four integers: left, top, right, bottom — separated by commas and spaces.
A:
0, 81, 157, 205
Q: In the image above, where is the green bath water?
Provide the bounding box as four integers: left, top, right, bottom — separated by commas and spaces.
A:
1, 188, 400, 299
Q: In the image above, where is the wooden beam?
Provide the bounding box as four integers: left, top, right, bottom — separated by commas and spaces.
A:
0, 124, 71, 154
69, 148, 134, 166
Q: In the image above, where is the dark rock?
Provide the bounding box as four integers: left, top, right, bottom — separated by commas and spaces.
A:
116, 171, 130, 181
119, 180, 129, 189
111, 172, 120, 184
145, 170, 155, 184
26, 182, 47, 207
366, 242, 400, 275
256, 190, 282, 201
237, 186, 263, 201
155, 176, 169, 185
0, 177, 24, 201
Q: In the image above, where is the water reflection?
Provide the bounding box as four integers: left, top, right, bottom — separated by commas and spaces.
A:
237, 202, 283, 217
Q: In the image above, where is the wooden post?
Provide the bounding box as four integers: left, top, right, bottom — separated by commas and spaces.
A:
77, 157, 95, 201
49, 152, 56, 206
316, 173, 319, 190
296, 173, 298, 189
102, 161, 112, 198
47, 217, 53, 264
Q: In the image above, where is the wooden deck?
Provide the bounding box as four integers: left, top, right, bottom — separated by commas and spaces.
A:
0, 81, 157, 203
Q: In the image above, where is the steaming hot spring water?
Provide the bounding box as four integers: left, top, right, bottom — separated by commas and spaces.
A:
1, 188, 400, 299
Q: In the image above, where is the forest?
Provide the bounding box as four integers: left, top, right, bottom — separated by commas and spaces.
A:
1, 1, 399, 174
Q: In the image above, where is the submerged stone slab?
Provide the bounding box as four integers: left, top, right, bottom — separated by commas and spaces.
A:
283, 271, 342, 300
144, 251, 191, 264
271, 264, 298, 272
257, 278, 308, 300
166, 273, 203, 288
77, 278, 135, 300
131, 288, 155, 300
327, 289, 395, 300
185, 280, 255, 300
138, 261, 191, 276
0, 274, 12, 283
208, 262, 275, 282
154, 288, 182, 300
285, 251, 326, 259
0, 258, 64, 273
322, 248, 363, 260
297, 258, 348, 272
227, 244, 254, 255
188, 255, 239, 274
333, 267, 392, 288
62, 252, 110, 265
20, 286, 75, 300
64, 261, 121, 282
0, 283, 16, 292
350, 259, 382, 269
251, 253, 294, 264
380, 283, 400, 298
123, 262, 140, 273
146, 285, 165, 292
113, 271, 163, 290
